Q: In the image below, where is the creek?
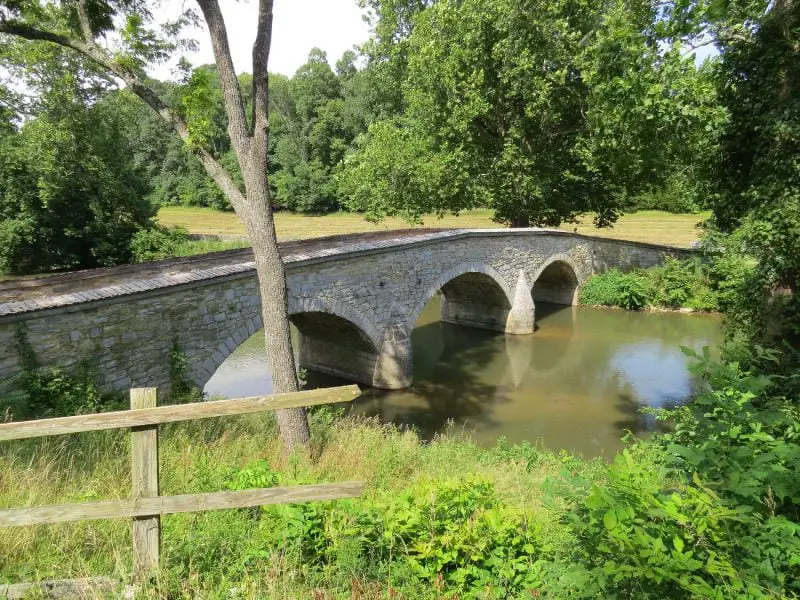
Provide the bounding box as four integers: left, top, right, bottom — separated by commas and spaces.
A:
205, 297, 721, 457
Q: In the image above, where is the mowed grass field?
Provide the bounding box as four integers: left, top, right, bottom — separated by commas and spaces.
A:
158, 206, 710, 247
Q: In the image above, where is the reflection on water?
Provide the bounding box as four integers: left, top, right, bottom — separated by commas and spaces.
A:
205, 298, 721, 457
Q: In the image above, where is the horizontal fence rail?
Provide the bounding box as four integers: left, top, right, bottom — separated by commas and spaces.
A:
0, 482, 365, 527
0, 384, 361, 441
0, 384, 366, 589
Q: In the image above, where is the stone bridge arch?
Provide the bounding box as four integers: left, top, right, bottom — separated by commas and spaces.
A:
406, 263, 516, 333
531, 254, 585, 306
191, 296, 385, 391
288, 297, 387, 387
288, 296, 383, 351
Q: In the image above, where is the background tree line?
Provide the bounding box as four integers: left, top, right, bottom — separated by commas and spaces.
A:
0, 44, 373, 273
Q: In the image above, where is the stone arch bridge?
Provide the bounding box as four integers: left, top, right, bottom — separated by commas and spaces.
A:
0, 230, 694, 392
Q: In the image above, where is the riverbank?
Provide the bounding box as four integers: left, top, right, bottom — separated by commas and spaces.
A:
4, 352, 796, 599
0, 409, 607, 596
578, 257, 724, 312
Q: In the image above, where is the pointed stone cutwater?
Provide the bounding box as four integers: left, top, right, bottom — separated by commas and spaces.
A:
505, 270, 535, 335
373, 304, 413, 389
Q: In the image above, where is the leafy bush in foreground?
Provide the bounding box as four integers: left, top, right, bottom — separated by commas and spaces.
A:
229, 475, 541, 597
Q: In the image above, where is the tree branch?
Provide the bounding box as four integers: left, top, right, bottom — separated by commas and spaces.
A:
0, 20, 90, 54
680, 38, 716, 56
0, 17, 247, 209
251, 0, 273, 143
194, 0, 251, 158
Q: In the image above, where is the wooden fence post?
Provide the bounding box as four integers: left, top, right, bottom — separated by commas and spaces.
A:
130, 388, 160, 583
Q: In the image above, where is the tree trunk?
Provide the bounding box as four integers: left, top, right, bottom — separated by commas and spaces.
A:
240, 171, 310, 450
196, 0, 310, 451
509, 214, 530, 228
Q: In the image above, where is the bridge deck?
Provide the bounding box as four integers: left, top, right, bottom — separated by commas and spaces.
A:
0, 228, 693, 319
0, 230, 445, 305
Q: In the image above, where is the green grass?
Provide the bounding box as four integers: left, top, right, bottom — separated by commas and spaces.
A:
172, 238, 251, 256
157, 207, 710, 248
0, 410, 606, 596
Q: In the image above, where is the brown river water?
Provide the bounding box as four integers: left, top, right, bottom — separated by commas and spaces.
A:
205, 298, 721, 458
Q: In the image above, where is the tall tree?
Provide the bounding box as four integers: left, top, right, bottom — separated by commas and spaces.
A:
0, 0, 310, 449
340, 0, 722, 228
358, 0, 431, 117
270, 48, 372, 213
0, 55, 153, 274
709, 0, 799, 351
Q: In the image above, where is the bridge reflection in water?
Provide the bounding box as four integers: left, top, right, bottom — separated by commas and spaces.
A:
205, 296, 721, 458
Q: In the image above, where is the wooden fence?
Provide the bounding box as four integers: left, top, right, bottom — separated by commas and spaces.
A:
0, 385, 365, 596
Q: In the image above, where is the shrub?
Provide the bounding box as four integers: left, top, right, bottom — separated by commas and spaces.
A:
0, 92, 154, 275
18, 367, 122, 418
617, 274, 651, 310
129, 225, 190, 262
579, 268, 652, 310
648, 256, 720, 311
626, 176, 707, 214
218, 467, 542, 597
538, 351, 800, 599
580, 259, 721, 311
530, 353, 800, 598
1, 325, 123, 419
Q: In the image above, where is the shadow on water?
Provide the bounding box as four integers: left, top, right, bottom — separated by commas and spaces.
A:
611, 392, 676, 439
206, 298, 722, 457
355, 321, 509, 440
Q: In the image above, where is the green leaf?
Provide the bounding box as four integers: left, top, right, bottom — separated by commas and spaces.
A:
603, 510, 618, 531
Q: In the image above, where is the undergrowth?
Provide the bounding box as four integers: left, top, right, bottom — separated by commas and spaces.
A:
579, 257, 734, 312
2, 348, 799, 599
0, 411, 600, 597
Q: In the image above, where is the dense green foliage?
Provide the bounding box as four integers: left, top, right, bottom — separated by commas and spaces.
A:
706, 0, 800, 366
0, 0, 732, 274
338, 0, 723, 227
579, 258, 721, 312
225, 471, 541, 594
0, 79, 154, 274
129, 225, 192, 262
540, 353, 800, 598
129, 225, 249, 263
0, 325, 124, 419
96, 53, 373, 216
